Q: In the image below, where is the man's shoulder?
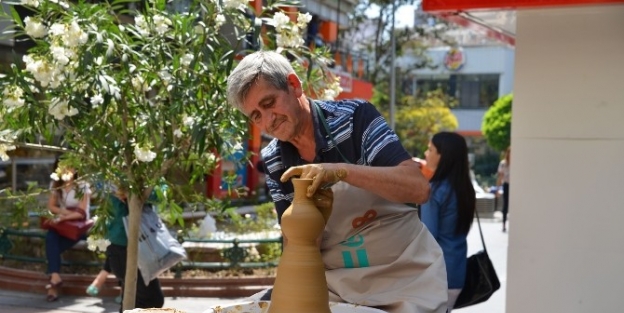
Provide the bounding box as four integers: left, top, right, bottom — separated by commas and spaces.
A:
316, 98, 373, 115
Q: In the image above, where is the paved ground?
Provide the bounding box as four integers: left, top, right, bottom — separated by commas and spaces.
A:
0, 214, 509, 313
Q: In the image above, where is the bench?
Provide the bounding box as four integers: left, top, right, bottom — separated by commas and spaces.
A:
0, 227, 282, 274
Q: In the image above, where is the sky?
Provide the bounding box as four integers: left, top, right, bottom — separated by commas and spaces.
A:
365, 4, 419, 29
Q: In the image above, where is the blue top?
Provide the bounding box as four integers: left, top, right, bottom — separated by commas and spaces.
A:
106, 194, 129, 246
261, 99, 410, 220
420, 180, 467, 289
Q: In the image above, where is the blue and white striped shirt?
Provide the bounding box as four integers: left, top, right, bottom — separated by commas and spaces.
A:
261, 99, 410, 220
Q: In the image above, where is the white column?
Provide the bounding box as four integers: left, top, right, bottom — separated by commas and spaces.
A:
509, 5, 624, 313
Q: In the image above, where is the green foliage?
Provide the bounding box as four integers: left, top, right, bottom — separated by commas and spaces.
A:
482, 93, 512, 151
394, 89, 458, 156
219, 201, 277, 234
0, 182, 43, 229
0, 2, 331, 307
0, 0, 333, 224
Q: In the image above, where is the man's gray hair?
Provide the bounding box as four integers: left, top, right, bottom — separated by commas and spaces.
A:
226, 51, 295, 110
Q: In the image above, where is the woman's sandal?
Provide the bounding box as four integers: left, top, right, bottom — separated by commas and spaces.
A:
86, 284, 99, 296
45, 280, 63, 302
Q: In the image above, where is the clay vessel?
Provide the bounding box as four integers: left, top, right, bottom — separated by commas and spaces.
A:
268, 178, 330, 313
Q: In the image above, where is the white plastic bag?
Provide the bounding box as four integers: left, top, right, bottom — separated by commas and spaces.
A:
197, 214, 217, 238
123, 204, 187, 284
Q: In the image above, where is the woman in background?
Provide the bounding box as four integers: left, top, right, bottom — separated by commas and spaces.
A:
45, 163, 91, 302
420, 132, 476, 311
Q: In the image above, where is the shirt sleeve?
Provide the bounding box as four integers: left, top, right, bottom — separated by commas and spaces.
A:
352, 101, 411, 166
265, 173, 290, 222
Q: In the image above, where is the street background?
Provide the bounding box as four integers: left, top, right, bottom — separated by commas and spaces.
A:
0, 214, 508, 313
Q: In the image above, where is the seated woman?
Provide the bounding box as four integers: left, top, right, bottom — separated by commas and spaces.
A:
44, 163, 91, 302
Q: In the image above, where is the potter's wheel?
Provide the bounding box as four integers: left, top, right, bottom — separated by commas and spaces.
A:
205, 301, 387, 313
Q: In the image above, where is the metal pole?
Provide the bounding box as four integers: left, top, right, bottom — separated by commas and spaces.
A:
389, 1, 397, 130
336, 0, 341, 50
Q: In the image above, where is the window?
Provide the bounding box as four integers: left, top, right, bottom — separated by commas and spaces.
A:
414, 74, 500, 108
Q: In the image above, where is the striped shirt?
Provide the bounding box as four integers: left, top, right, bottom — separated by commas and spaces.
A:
261, 99, 411, 220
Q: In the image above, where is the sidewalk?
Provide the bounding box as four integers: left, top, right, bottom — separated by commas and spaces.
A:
0, 215, 508, 313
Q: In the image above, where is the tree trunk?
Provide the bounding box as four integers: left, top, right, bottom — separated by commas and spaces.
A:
122, 194, 143, 311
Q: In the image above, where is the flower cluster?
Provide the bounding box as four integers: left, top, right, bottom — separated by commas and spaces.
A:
135, 14, 172, 37
270, 12, 312, 49
322, 75, 343, 100
86, 235, 111, 253
50, 166, 75, 182
134, 144, 157, 163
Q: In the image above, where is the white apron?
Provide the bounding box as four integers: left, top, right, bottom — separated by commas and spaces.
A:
322, 182, 448, 313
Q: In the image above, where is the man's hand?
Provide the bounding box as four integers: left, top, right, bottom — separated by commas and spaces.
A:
312, 188, 333, 224
281, 163, 348, 197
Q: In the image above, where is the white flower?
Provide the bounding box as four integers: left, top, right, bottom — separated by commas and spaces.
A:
223, 0, 249, 10
50, 44, 70, 65
24, 17, 47, 38
215, 14, 226, 30
23, 55, 58, 87
50, 172, 60, 181
158, 69, 172, 85
49, 20, 88, 47
173, 128, 183, 138
66, 20, 88, 47
86, 236, 111, 252
134, 15, 150, 37
0, 144, 16, 161
21, 0, 40, 7
153, 14, 171, 35
2, 85, 26, 109
91, 94, 104, 107
61, 172, 73, 181
271, 12, 290, 32
48, 97, 78, 120
182, 115, 195, 127
297, 12, 312, 27
180, 53, 194, 67
276, 32, 304, 48
134, 144, 156, 162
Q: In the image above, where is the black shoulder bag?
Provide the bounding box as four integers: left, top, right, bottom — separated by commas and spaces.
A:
454, 209, 501, 308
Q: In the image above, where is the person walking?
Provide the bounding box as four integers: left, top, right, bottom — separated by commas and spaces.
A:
420, 132, 476, 311
104, 187, 164, 313
497, 147, 511, 232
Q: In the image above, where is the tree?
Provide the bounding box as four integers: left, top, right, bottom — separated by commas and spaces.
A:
0, 0, 337, 309
482, 93, 513, 151
339, 1, 456, 121
394, 89, 458, 156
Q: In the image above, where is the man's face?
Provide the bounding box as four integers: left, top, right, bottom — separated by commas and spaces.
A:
241, 75, 304, 141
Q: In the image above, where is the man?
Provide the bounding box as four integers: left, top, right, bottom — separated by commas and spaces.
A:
227, 51, 448, 313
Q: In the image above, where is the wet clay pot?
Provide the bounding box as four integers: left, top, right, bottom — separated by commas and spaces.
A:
268, 178, 331, 313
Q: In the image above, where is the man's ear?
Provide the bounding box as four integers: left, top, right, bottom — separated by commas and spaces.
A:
287, 73, 303, 97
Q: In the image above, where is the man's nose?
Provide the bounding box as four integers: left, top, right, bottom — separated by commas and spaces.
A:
263, 110, 275, 128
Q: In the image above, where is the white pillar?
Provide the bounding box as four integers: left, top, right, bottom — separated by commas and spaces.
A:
509, 5, 624, 313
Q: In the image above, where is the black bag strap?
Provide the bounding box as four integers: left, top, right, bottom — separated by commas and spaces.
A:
313, 101, 351, 164
475, 209, 488, 254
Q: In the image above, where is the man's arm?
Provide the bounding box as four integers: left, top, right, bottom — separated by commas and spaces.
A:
341, 159, 430, 204
282, 159, 430, 205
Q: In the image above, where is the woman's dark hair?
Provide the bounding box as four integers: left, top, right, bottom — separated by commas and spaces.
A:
429, 132, 476, 235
